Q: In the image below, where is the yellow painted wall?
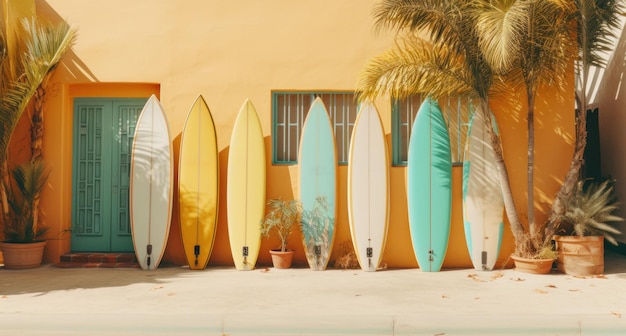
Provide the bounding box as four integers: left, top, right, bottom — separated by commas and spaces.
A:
29, 0, 574, 268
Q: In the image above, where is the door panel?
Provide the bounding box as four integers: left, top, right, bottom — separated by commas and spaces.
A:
71, 98, 147, 252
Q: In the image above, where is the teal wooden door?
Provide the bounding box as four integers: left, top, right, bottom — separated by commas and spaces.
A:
71, 98, 147, 252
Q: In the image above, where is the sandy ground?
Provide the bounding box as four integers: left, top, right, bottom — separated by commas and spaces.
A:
1, 250, 625, 335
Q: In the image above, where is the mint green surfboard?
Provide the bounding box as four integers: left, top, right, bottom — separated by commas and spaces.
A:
298, 98, 337, 271
407, 97, 452, 272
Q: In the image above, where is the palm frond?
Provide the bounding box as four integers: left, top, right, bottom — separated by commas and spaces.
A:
373, 0, 457, 36
523, 0, 575, 93
0, 17, 76, 162
21, 17, 77, 88
559, 179, 623, 245
473, 0, 527, 72
2, 0, 35, 83
357, 36, 474, 102
0, 80, 31, 160
575, 0, 625, 69
4, 160, 50, 242
372, 0, 474, 65
11, 160, 49, 202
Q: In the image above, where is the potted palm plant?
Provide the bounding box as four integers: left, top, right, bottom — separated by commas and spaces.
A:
0, 160, 50, 269
554, 179, 623, 276
260, 198, 302, 269
0, 11, 77, 268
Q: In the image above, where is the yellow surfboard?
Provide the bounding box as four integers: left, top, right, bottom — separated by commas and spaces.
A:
178, 95, 219, 270
227, 99, 266, 270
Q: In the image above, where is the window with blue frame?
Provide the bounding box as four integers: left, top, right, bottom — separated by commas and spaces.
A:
272, 91, 358, 165
392, 95, 473, 166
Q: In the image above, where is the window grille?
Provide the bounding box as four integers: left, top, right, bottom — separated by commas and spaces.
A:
272, 91, 358, 165
392, 95, 472, 165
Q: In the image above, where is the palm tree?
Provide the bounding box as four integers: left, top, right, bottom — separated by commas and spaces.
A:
546, 0, 625, 232
0, 6, 76, 227
474, 0, 575, 241
359, 0, 584, 253
358, 0, 526, 243
26, 18, 77, 162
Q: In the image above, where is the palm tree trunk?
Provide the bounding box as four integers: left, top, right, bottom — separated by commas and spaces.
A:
546, 98, 587, 235
527, 92, 536, 236
1, 161, 10, 230
479, 101, 525, 242
30, 86, 45, 163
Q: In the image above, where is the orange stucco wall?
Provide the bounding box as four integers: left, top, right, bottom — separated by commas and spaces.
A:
21, 0, 574, 269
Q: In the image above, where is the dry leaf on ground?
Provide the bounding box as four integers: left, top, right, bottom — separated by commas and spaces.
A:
534, 289, 548, 294
467, 274, 485, 282
490, 272, 504, 280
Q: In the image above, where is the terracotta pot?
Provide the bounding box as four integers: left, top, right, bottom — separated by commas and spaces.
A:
511, 255, 555, 274
554, 235, 604, 276
269, 249, 294, 269
0, 241, 47, 269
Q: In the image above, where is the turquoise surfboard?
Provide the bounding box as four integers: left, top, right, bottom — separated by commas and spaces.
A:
298, 98, 337, 271
463, 111, 504, 271
407, 97, 452, 272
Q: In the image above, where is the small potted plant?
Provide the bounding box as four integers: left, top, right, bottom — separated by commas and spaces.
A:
554, 178, 623, 276
260, 198, 302, 269
0, 160, 50, 269
510, 232, 558, 274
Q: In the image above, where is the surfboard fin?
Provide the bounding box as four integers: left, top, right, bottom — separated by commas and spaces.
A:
194, 245, 200, 266
481, 251, 487, 270
147, 244, 152, 267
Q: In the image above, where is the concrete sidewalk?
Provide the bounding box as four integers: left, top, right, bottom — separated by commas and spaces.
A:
1, 251, 625, 335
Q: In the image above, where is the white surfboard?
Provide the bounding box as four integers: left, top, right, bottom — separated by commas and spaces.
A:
130, 94, 174, 270
347, 102, 389, 271
463, 111, 504, 271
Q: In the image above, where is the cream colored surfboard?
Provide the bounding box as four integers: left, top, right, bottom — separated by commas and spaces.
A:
347, 102, 389, 272
178, 95, 219, 270
130, 94, 173, 270
463, 111, 504, 271
227, 99, 266, 270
